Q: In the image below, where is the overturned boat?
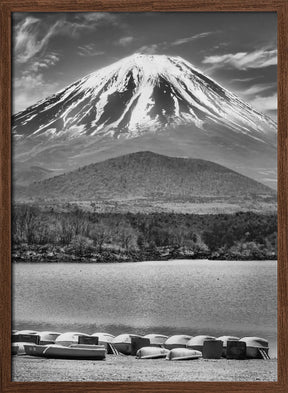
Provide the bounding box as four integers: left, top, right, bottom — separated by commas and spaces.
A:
12, 331, 40, 355
112, 334, 148, 355
55, 332, 91, 346
24, 344, 48, 357
37, 331, 61, 344
136, 346, 169, 359
164, 335, 192, 350
92, 332, 116, 354
186, 335, 216, 352
166, 348, 202, 361
37, 344, 106, 360
240, 337, 270, 359
217, 336, 240, 357
143, 334, 168, 347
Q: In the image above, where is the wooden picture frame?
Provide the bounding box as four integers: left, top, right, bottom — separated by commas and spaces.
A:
0, 0, 287, 392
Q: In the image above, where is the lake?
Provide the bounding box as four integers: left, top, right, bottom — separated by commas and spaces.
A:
12, 259, 277, 357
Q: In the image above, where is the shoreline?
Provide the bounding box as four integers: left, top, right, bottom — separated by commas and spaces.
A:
12, 244, 277, 264
13, 355, 277, 382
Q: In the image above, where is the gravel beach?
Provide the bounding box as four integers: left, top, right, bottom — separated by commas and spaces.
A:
12, 355, 277, 382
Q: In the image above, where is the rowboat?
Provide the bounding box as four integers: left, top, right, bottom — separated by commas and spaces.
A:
112, 334, 144, 355
143, 334, 168, 347
166, 348, 202, 361
136, 346, 169, 359
12, 331, 40, 355
38, 331, 61, 344
217, 336, 240, 357
55, 332, 90, 346
24, 344, 47, 357
186, 335, 216, 352
24, 344, 106, 360
163, 335, 192, 350
239, 337, 270, 359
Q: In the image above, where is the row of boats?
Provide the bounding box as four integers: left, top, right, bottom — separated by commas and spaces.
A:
12, 330, 270, 361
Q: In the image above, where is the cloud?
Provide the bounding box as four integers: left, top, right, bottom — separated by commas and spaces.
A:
232, 81, 277, 119
137, 44, 161, 54
248, 93, 277, 113
202, 48, 277, 70
137, 31, 213, 54
231, 77, 259, 83
13, 72, 58, 113
13, 13, 121, 63
30, 52, 61, 72
14, 17, 61, 63
171, 32, 212, 46
117, 36, 134, 46
78, 12, 119, 25
77, 44, 104, 57
241, 83, 275, 96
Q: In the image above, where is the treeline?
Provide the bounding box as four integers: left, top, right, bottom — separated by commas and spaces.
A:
12, 204, 277, 262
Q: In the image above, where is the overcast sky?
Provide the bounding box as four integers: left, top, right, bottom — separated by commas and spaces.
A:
12, 12, 277, 120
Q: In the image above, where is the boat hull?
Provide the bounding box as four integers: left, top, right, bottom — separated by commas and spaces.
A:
136, 347, 169, 359
42, 345, 106, 360
217, 336, 240, 357
164, 335, 192, 350
112, 343, 132, 355
246, 347, 269, 359
240, 337, 269, 359
11, 345, 19, 356
166, 348, 202, 361
24, 344, 48, 357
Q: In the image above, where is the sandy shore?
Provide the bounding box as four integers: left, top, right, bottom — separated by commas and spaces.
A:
12, 355, 277, 382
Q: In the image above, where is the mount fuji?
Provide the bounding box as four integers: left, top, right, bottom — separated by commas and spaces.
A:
13, 53, 277, 188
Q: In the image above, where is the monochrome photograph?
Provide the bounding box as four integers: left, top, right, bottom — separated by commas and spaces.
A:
11, 11, 277, 382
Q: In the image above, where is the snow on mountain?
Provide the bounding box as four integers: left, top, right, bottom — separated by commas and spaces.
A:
12, 53, 277, 143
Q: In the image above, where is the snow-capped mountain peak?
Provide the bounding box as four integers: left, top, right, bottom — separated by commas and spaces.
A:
13, 53, 276, 144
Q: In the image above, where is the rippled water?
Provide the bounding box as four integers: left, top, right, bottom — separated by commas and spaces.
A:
13, 259, 277, 357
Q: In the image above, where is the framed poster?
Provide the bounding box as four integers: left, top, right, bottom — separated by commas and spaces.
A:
0, 0, 287, 392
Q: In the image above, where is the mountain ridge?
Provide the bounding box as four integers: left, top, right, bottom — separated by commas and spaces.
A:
16, 151, 276, 214
13, 53, 276, 141
12, 53, 277, 189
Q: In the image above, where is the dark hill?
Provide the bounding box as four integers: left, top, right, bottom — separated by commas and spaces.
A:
17, 152, 275, 206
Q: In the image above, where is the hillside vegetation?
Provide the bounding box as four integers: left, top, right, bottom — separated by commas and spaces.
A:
12, 204, 277, 262
16, 152, 276, 207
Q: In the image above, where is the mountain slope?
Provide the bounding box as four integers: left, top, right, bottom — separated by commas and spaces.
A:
17, 152, 276, 206
13, 53, 276, 141
12, 53, 277, 188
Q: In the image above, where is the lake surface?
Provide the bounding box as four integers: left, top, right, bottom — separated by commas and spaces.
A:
12, 260, 277, 357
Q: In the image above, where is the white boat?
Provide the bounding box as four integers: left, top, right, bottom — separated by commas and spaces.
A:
166, 348, 202, 361
13, 330, 38, 335
239, 337, 270, 359
38, 331, 61, 344
91, 332, 115, 343
112, 334, 144, 355
136, 346, 169, 359
217, 336, 240, 357
164, 335, 192, 350
143, 334, 168, 346
11, 344, 19, 356
24, 344, 48, 357
42, 344, 106, 360
91, 332, 115, 352
186, 335, 216, 352
12, 331, 40, 355
55, 332, 90, 347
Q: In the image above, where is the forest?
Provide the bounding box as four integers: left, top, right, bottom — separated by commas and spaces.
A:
12, 204, 277, 262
